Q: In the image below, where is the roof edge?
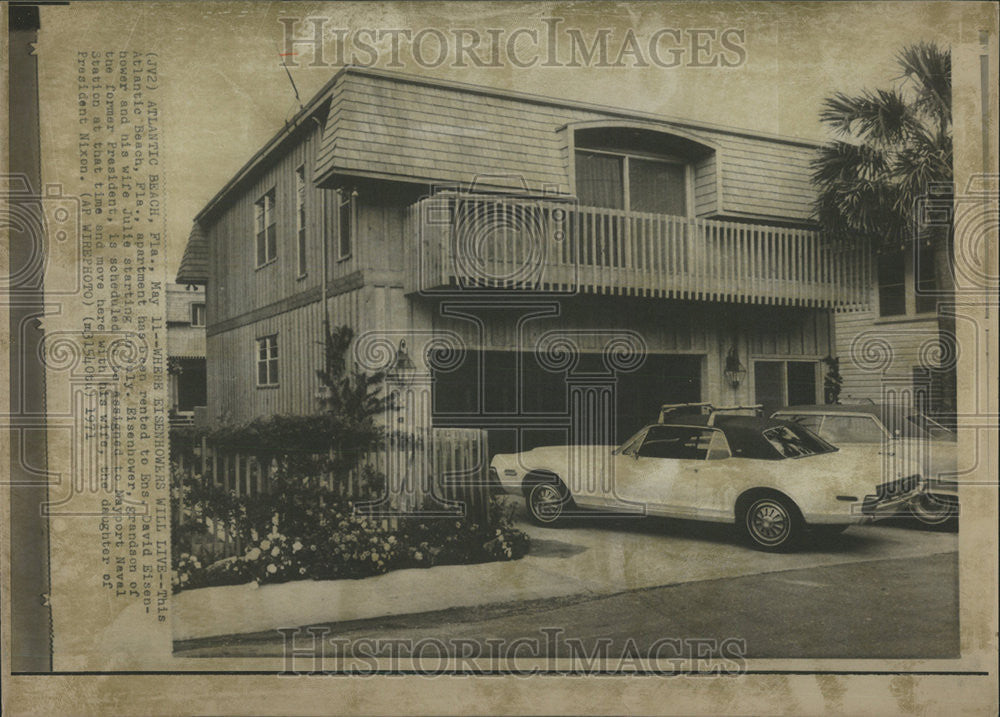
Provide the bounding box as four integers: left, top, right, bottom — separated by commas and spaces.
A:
196, 65, 823, 224
342, 66, 824, 149
194, 68, 348, 224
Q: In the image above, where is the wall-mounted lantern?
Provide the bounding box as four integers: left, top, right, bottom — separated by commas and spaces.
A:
390, 339, 416, 381
724, 345, 747, 388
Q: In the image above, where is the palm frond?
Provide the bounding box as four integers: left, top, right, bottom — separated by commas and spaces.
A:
897, 42, 951, 128
814, 42, 953, 250
820, 89, 916, 145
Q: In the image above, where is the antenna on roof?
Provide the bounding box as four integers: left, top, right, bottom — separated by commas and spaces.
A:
279, 51, 303, 111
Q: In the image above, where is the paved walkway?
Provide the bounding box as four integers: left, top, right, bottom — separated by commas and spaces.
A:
173, 506, 957, 642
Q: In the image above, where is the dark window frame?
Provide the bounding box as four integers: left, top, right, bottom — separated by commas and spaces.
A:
190, 302, 205, 327
255, 188, 277, 268
877, 243, 941, 318
295, 166, 307, 277
337, 188, 354, 261
574, 147, 690, 217
877, 251, 907, 317
256, 334, 279, 387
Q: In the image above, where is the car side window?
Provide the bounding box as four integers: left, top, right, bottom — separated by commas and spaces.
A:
636, 426, 715, 460
822, 416, 885, 443
705, 431, 732, 460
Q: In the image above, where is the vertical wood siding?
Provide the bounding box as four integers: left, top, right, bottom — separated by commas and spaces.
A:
206, 122, 359, 328
207, 289, 364, 425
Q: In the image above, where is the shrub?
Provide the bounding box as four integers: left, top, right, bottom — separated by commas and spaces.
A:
171, 475, 529, 593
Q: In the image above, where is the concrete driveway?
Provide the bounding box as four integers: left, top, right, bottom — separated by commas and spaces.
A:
173, 497, 957, 643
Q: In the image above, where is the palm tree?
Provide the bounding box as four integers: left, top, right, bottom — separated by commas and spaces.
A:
812, 42, 952, 261
813, 42, 955, 419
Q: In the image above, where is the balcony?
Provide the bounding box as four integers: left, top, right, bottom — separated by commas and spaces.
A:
405, 195, 870, 310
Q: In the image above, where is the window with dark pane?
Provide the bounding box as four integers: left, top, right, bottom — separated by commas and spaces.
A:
256, 335, 278, 386
255, 189, 277, 266
296, 166, 307, 276
877, 251, 906, 317
575, 151, 624, 209
914, 241, 939, 314
338, 189, 353, 259
629, 157, 686, 216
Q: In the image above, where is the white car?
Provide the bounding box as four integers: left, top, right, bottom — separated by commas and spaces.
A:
771, 404, 958, 525
490, 409, 886, 551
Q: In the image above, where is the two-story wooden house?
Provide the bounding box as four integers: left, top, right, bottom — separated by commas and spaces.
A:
177, 67, 869, 454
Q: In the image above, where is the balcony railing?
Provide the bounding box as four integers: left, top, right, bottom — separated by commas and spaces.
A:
405, 195, 870, 309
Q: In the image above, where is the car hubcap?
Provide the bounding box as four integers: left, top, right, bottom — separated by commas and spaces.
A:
532, 485, 562, 522
749, 500, 790, 545
910, 494, 955, 525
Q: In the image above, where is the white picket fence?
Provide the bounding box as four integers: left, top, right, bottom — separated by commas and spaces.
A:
173, 428, 490, 561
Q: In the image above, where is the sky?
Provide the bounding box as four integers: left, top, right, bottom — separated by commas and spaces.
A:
34, 1, 995, 279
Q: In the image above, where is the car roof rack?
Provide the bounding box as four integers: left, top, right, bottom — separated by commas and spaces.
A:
658, 403, 764, 426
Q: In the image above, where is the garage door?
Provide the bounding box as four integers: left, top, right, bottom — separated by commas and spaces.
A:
433, 351, 702, 454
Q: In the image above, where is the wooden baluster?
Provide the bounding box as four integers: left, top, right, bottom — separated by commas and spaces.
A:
586, 210, 598, 293
211, 445, 219, 489
777, 230, 788, 303
500, 199, 509, 287
769, 228, 777, 304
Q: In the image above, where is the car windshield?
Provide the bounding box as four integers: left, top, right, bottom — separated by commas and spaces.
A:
896, 413, 956, 441
776, 413, 885, 443
761, 424, 835, 458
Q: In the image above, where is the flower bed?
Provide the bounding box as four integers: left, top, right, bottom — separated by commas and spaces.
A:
172, 479, 529, 593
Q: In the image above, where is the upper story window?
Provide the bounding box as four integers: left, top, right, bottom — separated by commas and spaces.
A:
877, 242, 940, 318
256, 334, 279, 387
575, 149, 688, 216
877, 252, 907, 317
190, 302, 206, 327
337, 188, 355, 260
296, 166, 307, 277
571, 125, 714, 218
255, 188, 277, 267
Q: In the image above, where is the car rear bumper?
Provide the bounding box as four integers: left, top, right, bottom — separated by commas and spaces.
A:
861, 475, 954, 518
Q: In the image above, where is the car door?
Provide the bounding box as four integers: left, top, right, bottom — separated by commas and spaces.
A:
611, 424, 714, 518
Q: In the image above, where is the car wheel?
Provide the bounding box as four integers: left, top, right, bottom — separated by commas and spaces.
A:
909, 494, 958, 526
742, 495, 802, 551
527, 481, 568, 525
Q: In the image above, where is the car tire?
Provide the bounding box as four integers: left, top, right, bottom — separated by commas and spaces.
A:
909, 494, 958, 526
741, 494, 803, 552
526, 479, 569, 526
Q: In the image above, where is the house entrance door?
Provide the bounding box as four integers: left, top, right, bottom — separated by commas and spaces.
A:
754, 360, 818, 417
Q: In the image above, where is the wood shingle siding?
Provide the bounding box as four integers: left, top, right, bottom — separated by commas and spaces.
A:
313, 69, 820, 223
176, 223, 208, 285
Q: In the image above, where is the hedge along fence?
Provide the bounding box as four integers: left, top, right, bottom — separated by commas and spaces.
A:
172, 427, 492, 562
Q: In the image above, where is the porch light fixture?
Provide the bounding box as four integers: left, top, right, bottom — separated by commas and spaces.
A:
390, 339, 416, 379
724, 345, 746, 388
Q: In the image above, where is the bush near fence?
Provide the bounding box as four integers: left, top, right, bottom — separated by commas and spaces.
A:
170, 427, 529, 592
